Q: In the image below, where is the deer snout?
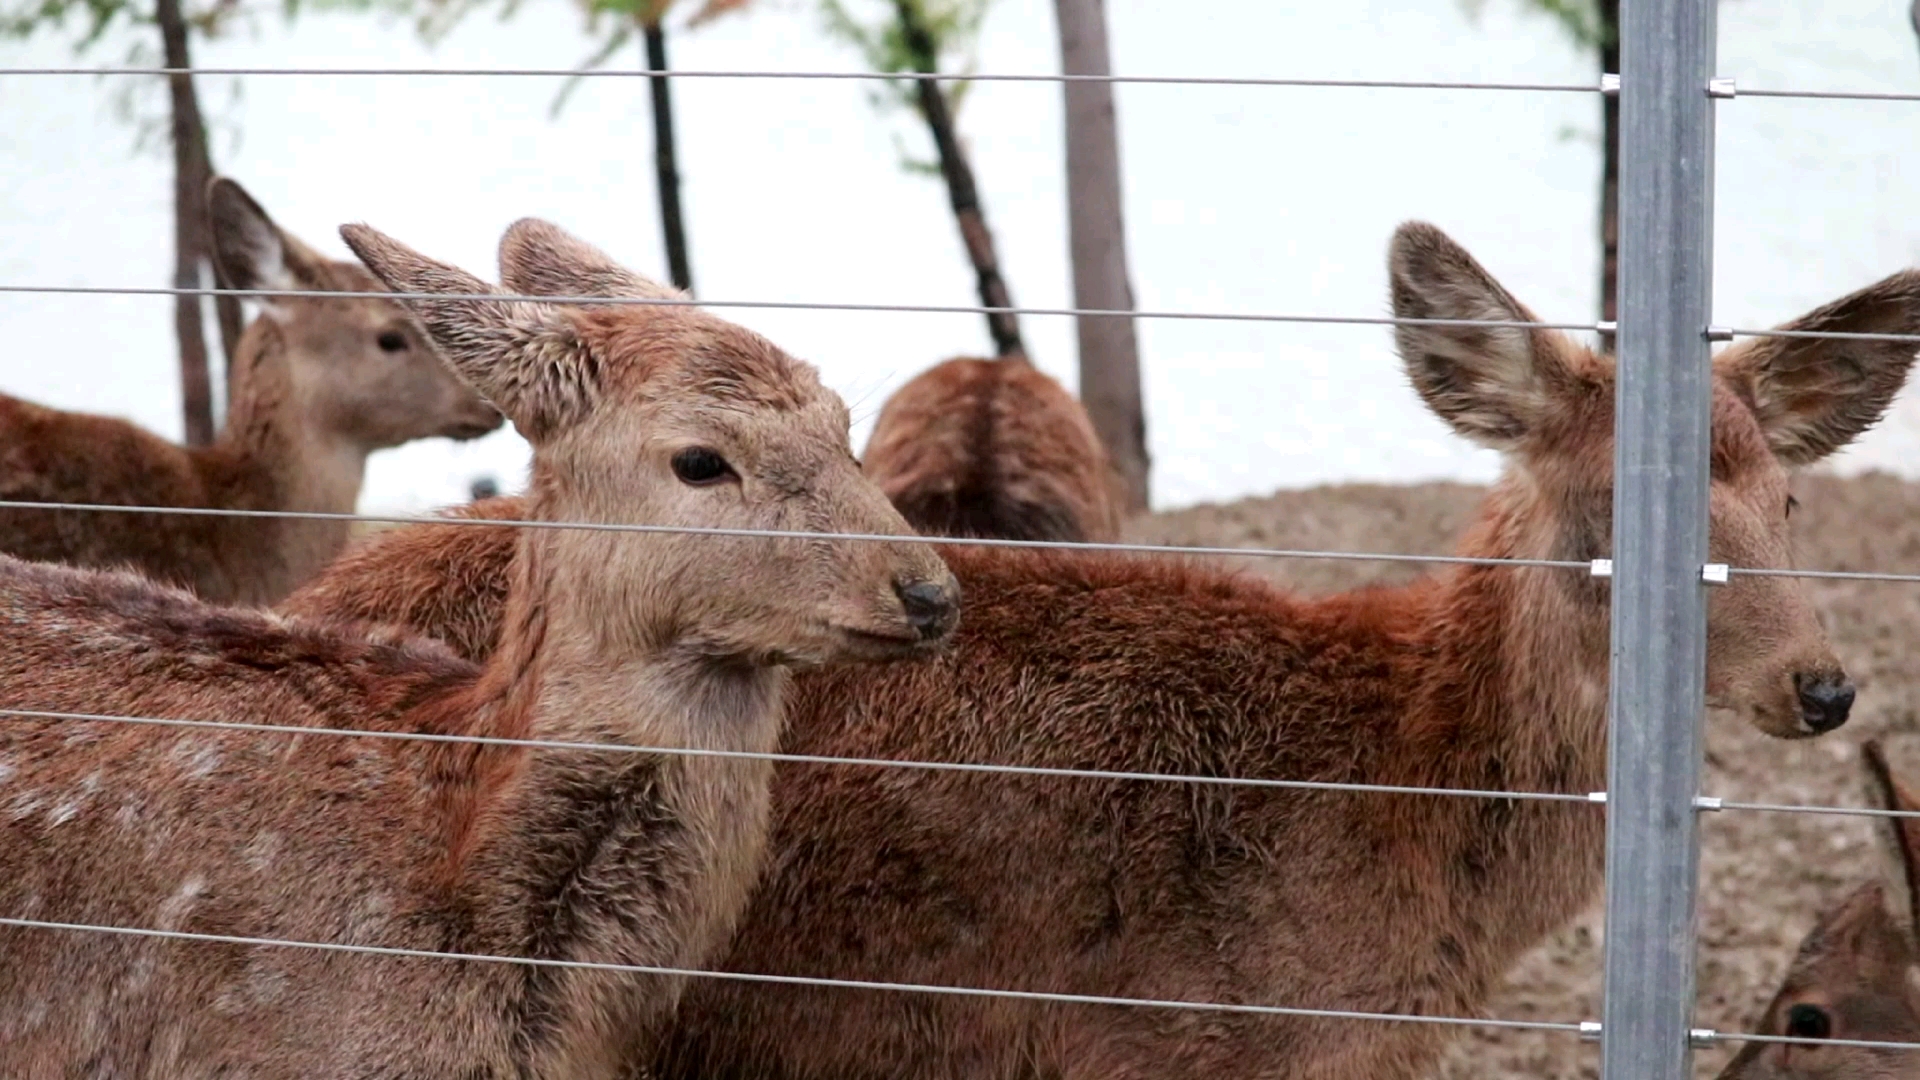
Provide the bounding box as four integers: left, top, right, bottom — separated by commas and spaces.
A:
895, 577, 960, 642
1794, 671, 1855, 735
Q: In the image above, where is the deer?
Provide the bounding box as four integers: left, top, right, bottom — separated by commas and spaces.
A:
860, 354, 1124, 543
1714, 740, 1920, 1079
0, 177, 503, 607
275, 220, 1914, 1080
0, 216, 960, 1079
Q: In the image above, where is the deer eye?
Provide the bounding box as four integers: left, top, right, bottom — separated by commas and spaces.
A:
1785, 1003, 1831, 1041
377, 330, 409, 353
1785, 494, 1800, 519
671, 447, 736, 486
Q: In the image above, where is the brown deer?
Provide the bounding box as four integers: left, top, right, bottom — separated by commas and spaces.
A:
1715, 740, 1920, 1079
277, 221, 1913, 1080
860, 355, 1124, 543
0, 177, 503, 606
0, 218, 959, 1078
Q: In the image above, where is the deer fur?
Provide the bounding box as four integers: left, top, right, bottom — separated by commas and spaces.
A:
0, 218, 958, 1079
860, 355, 1124, 543
276, 221, 1919, 1080
0, 177, 502, 606
1715, 740, 1920, 1079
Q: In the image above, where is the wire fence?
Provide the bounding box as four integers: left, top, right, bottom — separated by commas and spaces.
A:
4, 3, 1920, 1076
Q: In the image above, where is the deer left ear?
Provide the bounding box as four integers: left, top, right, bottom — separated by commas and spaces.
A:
340, 223, 600, 443
1714, 269, 1920, 466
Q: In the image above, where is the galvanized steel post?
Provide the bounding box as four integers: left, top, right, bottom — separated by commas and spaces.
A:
1600, 0, 1719, 1076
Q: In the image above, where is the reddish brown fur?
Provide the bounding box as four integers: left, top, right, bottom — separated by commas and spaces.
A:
278, 222, 1919, 1080
861, 355, 1124, 543
0, 219, 956, 1079
1716, 741, 1920, 1080
0, 178, 501, 606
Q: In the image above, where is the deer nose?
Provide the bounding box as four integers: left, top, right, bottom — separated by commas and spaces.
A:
1795, 673, 1855, 734
895, 579, 959, 641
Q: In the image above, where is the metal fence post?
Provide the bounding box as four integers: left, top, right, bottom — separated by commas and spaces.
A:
1601, 0, 1718, 1075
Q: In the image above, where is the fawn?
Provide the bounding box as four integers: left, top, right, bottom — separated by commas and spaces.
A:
861, 354, 1123, 543
0, 177, 502, 605
0, 216, 958, 1078
1715, 739, 1920, 1079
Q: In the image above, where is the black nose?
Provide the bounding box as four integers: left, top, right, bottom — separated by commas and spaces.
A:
1795, 673, 1855, 734
895, 579, 959, 641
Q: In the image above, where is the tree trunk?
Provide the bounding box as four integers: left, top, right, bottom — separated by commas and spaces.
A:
1598, 0, 1619, 353
893, 0, 1025, 359
1053, 0, 1148, 512
644, 19, 694, 294
158, 0, 217, 445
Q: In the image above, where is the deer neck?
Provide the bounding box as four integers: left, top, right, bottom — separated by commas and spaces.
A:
201, 318, 365, 599
444, 530, 788, 1074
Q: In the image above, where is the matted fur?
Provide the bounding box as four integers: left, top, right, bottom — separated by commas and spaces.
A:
861, 355, 1123, 543
1715, 741, 1920, 1079
0, 218, 956, 1079
279, 222, 1917, 1080
0, 178, 501, 606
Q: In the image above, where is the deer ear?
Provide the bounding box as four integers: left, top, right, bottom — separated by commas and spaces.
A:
1865, 740, 1920, 936
1388, 222, 1580, 450
1715, 269, 1920, 466
207, 177, 332, 315
339, 223, 598, 443
497, 217, 686, 302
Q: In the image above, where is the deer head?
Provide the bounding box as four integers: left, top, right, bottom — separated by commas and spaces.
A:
208, 178, 503, 448
337, 218, 960, 667
1715, 741, 1920, 1078
1391, 223, 1920, 738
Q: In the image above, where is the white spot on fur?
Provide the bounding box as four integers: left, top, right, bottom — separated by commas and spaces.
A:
48, 800, 80, 826
156, 875, 206, 932
7, 792, 42, 821
168, 739, 222, 780
0, 757, 15, 785
244, 831, 282, 872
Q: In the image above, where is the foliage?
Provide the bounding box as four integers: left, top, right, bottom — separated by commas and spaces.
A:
1457, 0, 1612, 50
818, 0, 991, 174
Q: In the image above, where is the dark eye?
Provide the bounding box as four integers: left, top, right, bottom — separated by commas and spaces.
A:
671, 447, 735, 486
1785, 1003, 1831, 1041
376, 330, 409, 353
1785, 494, 1800, 519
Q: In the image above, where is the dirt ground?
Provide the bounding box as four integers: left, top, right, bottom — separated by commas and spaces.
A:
1128, 469, 1920, 1080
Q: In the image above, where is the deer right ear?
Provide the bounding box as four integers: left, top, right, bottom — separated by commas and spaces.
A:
207, 177, 332, 314
1865, 740, 1920, 936
340, 223, 598, 443
497, 217, 686, 302
1388, 222, 1578, 450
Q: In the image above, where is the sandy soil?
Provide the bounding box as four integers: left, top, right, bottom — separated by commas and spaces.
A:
1128, 470, 1920, 1079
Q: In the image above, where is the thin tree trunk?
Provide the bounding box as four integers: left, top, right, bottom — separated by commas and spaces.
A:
893, 0, 1025, 359
1597, 0, 1619, 354
157, 0, 216, 446
1053, 0, 1147, 512
644, 18, 694, 294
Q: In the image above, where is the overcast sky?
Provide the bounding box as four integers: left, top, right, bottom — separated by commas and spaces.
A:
3, 0, 1917, 513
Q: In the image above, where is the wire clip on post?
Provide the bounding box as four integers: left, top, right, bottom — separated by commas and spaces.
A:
1691, 1028, 1719, 1048
1693, 796, 1723, 812
1601, 74, 1620, 96
1582, 1021, 1604, 1042
1705, 326, 1734, 343
1590, 559, 1614, 579
1707, 77, 1737, 98
1701, 563, 1730, 586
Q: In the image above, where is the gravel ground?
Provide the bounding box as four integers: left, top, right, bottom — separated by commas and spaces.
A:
1129, 470, 1920, 1080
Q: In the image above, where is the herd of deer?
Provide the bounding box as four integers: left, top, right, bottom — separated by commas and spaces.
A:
1, 176, 1918, 1077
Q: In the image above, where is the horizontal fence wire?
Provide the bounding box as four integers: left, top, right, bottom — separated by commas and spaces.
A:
0, 282, 1611, 331
0, 66, 1602, 92
0, 706, 1601, 804
1713, 798, 1920, 821
1726, 326, 1920, 345
0, 915, 1588, 1034
1725, 566, 1920, 584
0, 499, 1592, 570
1710, 1031, 1920, 1053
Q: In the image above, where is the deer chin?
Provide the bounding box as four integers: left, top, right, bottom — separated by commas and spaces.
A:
1710, 687, 1822, 740
827, 622, 952, 665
